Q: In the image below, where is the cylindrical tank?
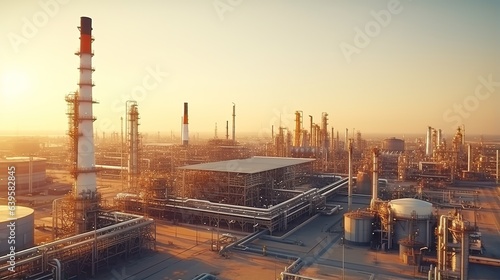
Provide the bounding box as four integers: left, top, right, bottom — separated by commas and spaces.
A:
383, 137, 405, 152
0, 205, 34, 255
344, 212, 372, 245
389, 198, 433, 219
389, 198, 433, 247
398, 238, 424, 265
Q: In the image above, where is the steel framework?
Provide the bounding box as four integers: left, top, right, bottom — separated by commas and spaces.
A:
0, 212, 155, 280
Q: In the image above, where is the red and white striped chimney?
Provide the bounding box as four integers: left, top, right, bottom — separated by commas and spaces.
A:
182, 102, 189, 146
75, 16, 97, 197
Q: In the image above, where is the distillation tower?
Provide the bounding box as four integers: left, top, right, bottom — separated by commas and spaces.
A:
127, 101, 140, 193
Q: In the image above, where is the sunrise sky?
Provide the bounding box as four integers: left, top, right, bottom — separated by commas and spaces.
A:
0, 0, 499, 138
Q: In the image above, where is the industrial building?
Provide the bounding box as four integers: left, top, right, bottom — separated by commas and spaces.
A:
177, 156, 314, 206
0, 157, 47, 193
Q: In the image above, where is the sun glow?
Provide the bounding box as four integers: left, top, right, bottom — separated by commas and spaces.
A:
1, 70, 31, 102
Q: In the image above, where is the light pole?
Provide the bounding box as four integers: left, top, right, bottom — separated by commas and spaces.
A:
341, 236, 345, 280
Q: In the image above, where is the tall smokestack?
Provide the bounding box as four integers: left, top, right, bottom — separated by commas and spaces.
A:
182, 102, 189, 146
232, 103, 236, 144
226, 120, 229, 140
468, 144, 472, 172
75, 16, 97, 197
426, 126, 433, 157
371, 148, 379, 209
348, 139, 353, 211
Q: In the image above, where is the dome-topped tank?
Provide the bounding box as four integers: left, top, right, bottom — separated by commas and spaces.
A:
389, 198, 432, 219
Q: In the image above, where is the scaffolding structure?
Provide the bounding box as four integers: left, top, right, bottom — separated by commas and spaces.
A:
62, 91, 100, 236
177, 157, 314, 207
0, 213, 155, 280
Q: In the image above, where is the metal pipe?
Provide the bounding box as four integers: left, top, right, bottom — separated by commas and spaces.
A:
51, 259, 62, 280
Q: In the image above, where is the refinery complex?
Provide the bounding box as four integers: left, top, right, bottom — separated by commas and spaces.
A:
1, 16, 500, 280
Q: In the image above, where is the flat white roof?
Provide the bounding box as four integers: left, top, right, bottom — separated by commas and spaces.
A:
0, 157, 47, 162
177, 156, 315, 174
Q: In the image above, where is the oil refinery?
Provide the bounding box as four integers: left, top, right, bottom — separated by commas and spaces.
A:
1, 14, 500, 280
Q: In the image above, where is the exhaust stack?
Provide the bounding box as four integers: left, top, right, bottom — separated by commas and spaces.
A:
426, 126, 433, 157
348, 139, 353, 211
182, 102, 189, 146
75, 16, 97, 197
232, 103, 236, 144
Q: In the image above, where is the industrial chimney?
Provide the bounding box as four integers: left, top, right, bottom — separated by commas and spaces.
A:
182, 102, 189, 146
348, 139, 353, 211
75, 16, 97, 197
426, 126, 433, 157
232, 103, 236, 144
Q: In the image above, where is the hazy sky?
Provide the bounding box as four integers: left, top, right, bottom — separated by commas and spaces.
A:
1, 0, 499, 138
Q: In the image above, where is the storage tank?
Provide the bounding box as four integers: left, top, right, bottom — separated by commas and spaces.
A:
389, 198, 434, 248
344, 211, 373, 245
383, 137, 405, 152
398, 238, 424, 265
0, 205, 35, 255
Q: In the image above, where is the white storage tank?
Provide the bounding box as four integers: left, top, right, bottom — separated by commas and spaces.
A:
389, 198, 434, 248
0, 205, 35, 255
344, 211, 373, 245
389, 198, 433, 219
